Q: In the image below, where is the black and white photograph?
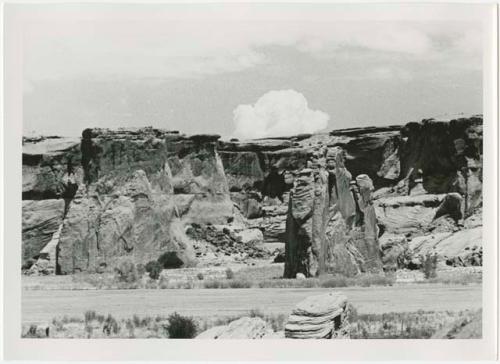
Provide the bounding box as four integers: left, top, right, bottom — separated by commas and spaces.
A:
1, 1, 498, 361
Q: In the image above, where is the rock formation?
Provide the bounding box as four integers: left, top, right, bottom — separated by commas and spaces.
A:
196, 317, 274, 339
284, 146, 383, 277
23, 128, 237, 274
22, 115, 483, 275
284, 292, 350, 339
22, 199, 65, 269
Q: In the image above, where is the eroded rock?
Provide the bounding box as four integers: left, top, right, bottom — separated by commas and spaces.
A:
22, 199, 65, 268
284, 292, 350, 339
196, 317, 273, 339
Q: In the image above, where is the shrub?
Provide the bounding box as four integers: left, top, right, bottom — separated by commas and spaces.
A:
102, 314, 120, 336
96, 314, 106, 324
158, 252, 184, 269
25, 324, 38, 338
166, 312, 197, 338
145, 260, 162, 280
228, 279, 252, 288
115, 260, 137, 283
84, 310, 97, 324
196, 272, 204, 280
84, 324, 93, 338
225, 268, 234, 280
249, 308, 264, 318
125, 319, 135, 338
422, 252, 438, 279
268, 313, 287, 332
203, 279, 228, 289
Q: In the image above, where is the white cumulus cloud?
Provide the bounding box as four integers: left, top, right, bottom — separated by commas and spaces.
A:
232, 90, 329, 139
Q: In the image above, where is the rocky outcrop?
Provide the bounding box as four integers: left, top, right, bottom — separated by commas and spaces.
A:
284, 292, 350, 339
186, 223, 269, 262
22, 136, 81, 200
399, 117, 483, 214
22, 115, 483, 275
23, 127, 239, 274
284, 146, 383, 278
408, 227, 482, 267
196, 317, 274, 339
27, 223, 63, 275
375, 194, 447, 234
22, 199, 65, 268
330, 126, 402, 188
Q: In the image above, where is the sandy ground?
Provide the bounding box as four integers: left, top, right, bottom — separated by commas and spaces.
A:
22, 284, 481, 324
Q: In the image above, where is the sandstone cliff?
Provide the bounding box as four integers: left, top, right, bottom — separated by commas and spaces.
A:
22, 115, 483, 276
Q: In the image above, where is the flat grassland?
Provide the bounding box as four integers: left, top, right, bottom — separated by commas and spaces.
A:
22, 283, 481, 325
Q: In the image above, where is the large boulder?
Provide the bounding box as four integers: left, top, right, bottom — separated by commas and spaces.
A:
284, 292, 350, 339
196, 317, 273, 339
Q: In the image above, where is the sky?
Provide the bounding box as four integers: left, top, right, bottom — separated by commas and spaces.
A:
21, 4, 484, 139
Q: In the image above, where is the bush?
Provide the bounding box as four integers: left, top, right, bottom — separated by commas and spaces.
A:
166, 312, 197, 338
249, 308, 264, 318
145, 260, 162, 280
158, 252, 184, 269
84, 324, 93, 338
196, 272, 204, 280
84, 310, 97, 324
203, 279, 229, 289
228, 279, 252, 288
422, 252, 438, 279
102, 314, 120, 336
225, 268, 234, 280
125, 319, 135, 338
115, 260, 137, 283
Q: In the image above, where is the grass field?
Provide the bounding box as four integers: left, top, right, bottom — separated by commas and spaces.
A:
22, 283, 481, 325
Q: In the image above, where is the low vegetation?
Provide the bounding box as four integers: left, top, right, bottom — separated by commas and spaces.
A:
421, 252, 438, 279
145, 261, 162, 280
165, 313, 197, 338
349, 309, 481, 339
22, 264, 481, 291
28, 307, 480, 339
27, 311, 199, 339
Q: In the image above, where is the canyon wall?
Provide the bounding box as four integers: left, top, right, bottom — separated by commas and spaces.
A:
22, 115, 483, 275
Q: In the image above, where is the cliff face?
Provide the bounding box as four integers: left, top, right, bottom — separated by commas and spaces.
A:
22, 115, 483, 276
23, 128, 235, 274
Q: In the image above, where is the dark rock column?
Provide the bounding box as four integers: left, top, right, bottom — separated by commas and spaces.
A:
284, 169, 314, 278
